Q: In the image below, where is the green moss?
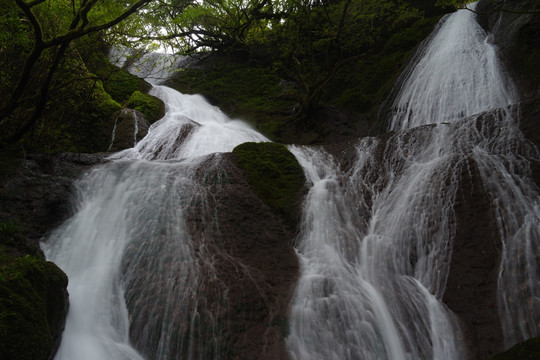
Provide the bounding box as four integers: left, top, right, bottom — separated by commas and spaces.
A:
490, 336, 540, 360
86, 52, 151, 104
166, 63, 296, 142
53, 78, 122, 153
125, 91, 166, 123
232, 142, 305, 226
0, 254, 68, 360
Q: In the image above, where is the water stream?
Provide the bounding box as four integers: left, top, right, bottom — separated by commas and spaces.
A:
286, 3, 540, 359
42, 86, 268, 360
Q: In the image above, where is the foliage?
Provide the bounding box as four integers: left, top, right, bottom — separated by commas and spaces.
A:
125, 91, 166, 123
0, 0, 154, 144
156, 0, 445, 116
166, 62, 296, 141
21, 54, 124, 153
86, 50, 151, 103
232, 142, 305, 226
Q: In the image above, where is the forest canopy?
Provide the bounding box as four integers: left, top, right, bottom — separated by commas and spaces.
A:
0, 0, 453, 151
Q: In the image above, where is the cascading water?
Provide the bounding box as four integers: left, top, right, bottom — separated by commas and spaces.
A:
388, 1, 540, 348
287, 2, 540, 359
42, 84, 268, 360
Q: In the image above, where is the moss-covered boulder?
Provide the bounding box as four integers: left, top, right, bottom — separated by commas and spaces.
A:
86, 52, 151, 104
489, 337, 540, 359
125, 91, 166, 123
0, 253, 68, 360
232, 142, 305, 227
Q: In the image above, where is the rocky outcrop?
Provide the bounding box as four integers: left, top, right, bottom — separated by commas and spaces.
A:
188, 153, 300, 359
0, 153, 106, 247
121, 153, 300, 360
125, 91, 166, 124
108, 109, 150, 152
0, 152, 106, 360
0, 255, 69, 360
477, 0, 540, 99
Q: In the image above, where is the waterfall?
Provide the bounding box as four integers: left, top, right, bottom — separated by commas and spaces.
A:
387, 2, 516, 130
42, 85, 268, 360
287, 2, 540, 359
39, 1, 540, 359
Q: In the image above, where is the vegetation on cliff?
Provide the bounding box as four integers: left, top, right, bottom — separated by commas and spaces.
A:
0, 0, 453, 151
233, 142, 305, 227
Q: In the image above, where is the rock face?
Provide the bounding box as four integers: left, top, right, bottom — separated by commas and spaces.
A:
188, 154, 299, 359
120, 153, 300, 360
108, 109, 150, 152
0, 153, 106, 247
477, 0, 540, 99
443, 100, 540, 359
0, 152, 105, 360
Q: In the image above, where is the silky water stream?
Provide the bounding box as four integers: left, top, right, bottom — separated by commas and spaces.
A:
286, 3, 540, 360
42, 85, 268, 360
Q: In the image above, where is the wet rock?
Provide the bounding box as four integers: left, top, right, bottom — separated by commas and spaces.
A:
477, 0, 540, 99
123, 153, 300, 360
0, 152, 105, 359
108, 109, 150, 152
191, 154, 299, 359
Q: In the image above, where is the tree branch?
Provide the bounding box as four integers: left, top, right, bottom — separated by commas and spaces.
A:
44, 0, 152, 49
460, 4, 540, 15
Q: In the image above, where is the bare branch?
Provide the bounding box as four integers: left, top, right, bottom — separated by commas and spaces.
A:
460, 4, 540, 15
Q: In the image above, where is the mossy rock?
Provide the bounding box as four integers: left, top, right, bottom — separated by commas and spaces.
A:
86, 52, 151, 104
490, 336, 540, 359
125, 91, 166, 123
60, 79, 122, 153
166, 63, 296, 142
232, 142, 305, 227
0, 254, 68, 360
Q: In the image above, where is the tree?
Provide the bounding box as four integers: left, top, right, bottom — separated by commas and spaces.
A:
0, 0, 153, 143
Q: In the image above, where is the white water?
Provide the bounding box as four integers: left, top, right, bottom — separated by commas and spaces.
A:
389, 2, 540, 347
388, 3, 516, 130
43, 85, 268, 360
287, 3, 540, 359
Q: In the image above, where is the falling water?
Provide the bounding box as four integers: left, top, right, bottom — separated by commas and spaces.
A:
42, 85, 268, 360
387, 2, 516, 130
287, 2, 540, 359
108, 114, 119, 152
388, 1, 540, 348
